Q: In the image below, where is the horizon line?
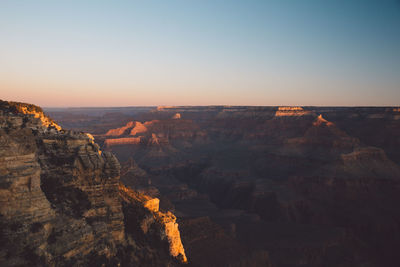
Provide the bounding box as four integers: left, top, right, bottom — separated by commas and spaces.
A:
42, 104, 400, 109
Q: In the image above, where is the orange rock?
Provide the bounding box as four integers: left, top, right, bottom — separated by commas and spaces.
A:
119, 184, 187, 263
275, 106, 311, 117
105, 121, 135, 136
172, 113, 181, 119
104, 137, 141, 146
130, 121, 147, 136
313, 114, 334, 126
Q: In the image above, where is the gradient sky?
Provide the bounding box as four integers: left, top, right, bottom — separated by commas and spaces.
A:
1, 0, 399, 107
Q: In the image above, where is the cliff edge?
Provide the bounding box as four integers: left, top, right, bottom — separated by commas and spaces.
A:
0, 100, 187, 266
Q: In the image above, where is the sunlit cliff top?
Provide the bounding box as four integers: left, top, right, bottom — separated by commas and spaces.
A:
0, 100, 61, 130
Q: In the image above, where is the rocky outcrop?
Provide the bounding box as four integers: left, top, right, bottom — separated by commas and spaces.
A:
105, 121, 149, 137
0, 100, 187, 266
119, 184, 187, 263
275, 106, 313, 117
99, 119, 205, 165
104, 137, 142, 147
106, 121, 136, 136
172, 113, 181, 119
0, 101, 124, 266
0, 100, 61, 130
130, 121, 148, 136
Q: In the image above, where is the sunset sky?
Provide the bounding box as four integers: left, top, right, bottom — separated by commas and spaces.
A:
1, 0, 399, 107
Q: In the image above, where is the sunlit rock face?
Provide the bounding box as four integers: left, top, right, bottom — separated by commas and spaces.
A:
119, 184, 187, 263
0, 100, 62, 131
104, 136, 142, 147
0, 100, 187, 266
172, 113, 181, 119
130, 121, 148, 136
106, 121, 149, 137
312, 114, 333, 126
106, 121, 136, 136
275, 106, 313, 117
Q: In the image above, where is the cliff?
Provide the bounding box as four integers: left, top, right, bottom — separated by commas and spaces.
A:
0, 100, 187, 266
119, 184, 187, 263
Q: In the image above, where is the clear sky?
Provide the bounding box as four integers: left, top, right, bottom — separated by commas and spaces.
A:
1, 0, 399, 107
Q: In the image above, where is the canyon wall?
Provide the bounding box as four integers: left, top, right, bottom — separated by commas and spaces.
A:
0, 100, 187, 266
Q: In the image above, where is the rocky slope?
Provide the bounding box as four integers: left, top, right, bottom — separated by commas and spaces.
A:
0, 100, 187, 266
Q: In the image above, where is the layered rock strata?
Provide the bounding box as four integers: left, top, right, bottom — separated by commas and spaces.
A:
0, 100, 187, 266
119, 184, 187, 263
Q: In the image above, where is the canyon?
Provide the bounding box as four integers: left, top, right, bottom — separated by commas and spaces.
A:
47, 105, 400, 267
1, 101, 400, 266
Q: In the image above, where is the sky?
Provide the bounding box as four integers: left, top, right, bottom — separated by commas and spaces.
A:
1, 0, 399, 107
